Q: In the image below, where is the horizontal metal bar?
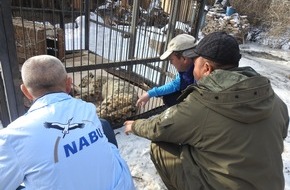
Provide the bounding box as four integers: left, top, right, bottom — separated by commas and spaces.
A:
65, 57, 161, 73
105, 67, 158, 90
112, 105, 167, 129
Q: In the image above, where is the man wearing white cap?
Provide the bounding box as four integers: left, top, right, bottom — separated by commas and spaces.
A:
124, 32, 288, 190
136, 34, 197, 107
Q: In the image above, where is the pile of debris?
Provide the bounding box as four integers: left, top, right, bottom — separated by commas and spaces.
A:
201, 4, 250, 43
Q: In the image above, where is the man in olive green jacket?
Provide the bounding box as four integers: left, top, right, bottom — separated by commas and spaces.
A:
124, 32, 289, 190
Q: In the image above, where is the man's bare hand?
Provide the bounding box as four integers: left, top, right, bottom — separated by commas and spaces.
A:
136, 92, 150, 108
123, 120, 135, 135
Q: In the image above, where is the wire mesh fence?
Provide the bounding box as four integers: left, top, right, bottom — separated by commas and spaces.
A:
0, 0, 204, 128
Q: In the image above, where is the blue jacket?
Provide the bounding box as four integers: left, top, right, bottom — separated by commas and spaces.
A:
148, 65, 195, 97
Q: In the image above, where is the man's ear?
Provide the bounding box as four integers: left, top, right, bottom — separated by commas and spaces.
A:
203, 62, 214, 76
65, 76, 72, 94
20, 84, 34, 100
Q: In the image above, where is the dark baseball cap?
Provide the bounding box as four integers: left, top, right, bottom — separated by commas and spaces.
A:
183, 32, 241, 67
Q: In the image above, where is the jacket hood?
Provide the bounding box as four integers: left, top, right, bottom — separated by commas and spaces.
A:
191, 67, 275, 123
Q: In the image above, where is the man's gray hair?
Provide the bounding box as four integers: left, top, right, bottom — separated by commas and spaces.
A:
21, 55, 67, 92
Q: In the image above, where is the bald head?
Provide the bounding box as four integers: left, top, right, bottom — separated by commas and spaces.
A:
21, 55, 68, 97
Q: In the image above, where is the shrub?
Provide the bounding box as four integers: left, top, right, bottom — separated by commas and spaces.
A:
264, 1, 290, 36
231, 0, 272, 26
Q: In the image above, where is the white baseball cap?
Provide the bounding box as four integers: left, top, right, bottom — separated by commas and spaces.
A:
160, 34, 197, 60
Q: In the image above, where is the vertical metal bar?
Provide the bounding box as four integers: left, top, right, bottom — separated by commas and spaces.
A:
159, 0, 180, 86
84, 0, 90, 50
166, 0, 179, 43
128, 0, 139, 59
0, 0, 25, 125
191, 0, 206, 39
19, 2, 28, 61
194, 0, 206, 38
0, 70, 10, 127
190, 1, 197, 36
59, 0, 65, 30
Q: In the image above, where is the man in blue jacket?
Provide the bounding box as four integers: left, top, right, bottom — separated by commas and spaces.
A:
125, 32, 289, 190
0, 55, 135, 190
136, 34, 197, 107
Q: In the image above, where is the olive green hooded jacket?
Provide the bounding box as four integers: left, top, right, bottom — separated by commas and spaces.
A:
132, 67, 289, 190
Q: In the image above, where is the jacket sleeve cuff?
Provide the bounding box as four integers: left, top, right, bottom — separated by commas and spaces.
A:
148, 88, 158, 97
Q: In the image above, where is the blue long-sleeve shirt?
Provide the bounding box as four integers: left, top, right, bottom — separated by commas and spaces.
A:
148, 65, 195, 98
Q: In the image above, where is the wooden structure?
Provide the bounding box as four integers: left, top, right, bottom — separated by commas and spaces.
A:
13, 18, 65, 64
